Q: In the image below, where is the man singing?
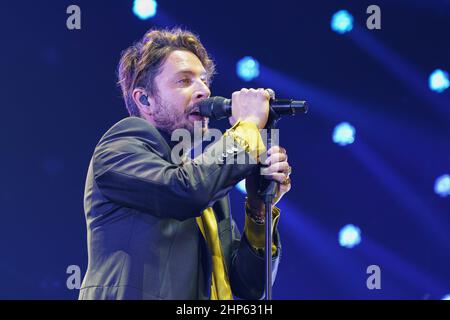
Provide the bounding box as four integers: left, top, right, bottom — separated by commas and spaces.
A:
79, 28, 292, 300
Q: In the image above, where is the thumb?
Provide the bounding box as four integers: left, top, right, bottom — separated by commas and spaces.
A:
229, 115, 237, 126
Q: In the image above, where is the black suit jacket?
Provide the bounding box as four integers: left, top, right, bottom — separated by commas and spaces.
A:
79, 117, 281, 300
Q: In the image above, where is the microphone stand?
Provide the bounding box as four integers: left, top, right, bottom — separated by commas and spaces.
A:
257, 107, 281, 301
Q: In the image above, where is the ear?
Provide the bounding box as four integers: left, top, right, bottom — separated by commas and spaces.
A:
132, 88, 152, 116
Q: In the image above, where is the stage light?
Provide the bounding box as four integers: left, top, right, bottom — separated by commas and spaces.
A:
133, 0, 157, 20
442, 294, 450, 300
236, 179, 246, 194
331, 10, 354, 34
236, 56, 260, 81
429, 69, 449, 93
333, 122, 355, 146
434, 174, 450, 197
339, 224, 362, 248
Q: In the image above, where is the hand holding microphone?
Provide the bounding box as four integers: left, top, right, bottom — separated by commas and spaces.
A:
228, 88, 271, 129
197, 88, 308, 128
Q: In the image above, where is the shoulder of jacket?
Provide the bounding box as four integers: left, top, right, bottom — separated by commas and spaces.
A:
95, 116, 167, 146
94, 117, 171, 157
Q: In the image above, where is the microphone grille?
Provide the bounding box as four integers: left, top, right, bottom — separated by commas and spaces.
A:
198, 96, 229, 119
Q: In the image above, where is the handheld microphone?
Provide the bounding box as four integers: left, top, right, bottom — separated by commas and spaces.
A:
198, 96, 308, 120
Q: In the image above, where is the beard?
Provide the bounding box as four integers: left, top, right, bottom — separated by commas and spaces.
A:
152, 96, 209, 137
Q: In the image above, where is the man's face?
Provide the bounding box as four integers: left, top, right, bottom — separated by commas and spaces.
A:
148, 50, 211, 135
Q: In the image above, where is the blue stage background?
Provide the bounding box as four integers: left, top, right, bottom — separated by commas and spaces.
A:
0, 0, 449, 299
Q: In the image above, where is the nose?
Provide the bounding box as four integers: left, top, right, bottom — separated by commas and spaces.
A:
192, 80, 211, 103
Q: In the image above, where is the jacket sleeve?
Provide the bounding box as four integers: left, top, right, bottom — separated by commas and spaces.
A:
92, 119, 265, 221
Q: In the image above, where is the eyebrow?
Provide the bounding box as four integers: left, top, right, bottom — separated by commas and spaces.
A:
173, 70, 208, 78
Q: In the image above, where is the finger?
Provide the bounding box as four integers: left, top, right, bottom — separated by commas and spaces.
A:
267, 145, 286, 156
265, 88, 275, 99
264, 152, 287, 166
286, 164, 292, 176
260, 161, 290, 176
279, 180, 291, 193
257, 88, 270, 100
265, 172, 290, 184
278, 180, 291, 193
280, 162, 291, 175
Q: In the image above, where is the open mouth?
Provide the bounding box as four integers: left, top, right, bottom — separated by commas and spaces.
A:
188, 109, 204, 120
189, 110, 201, 116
